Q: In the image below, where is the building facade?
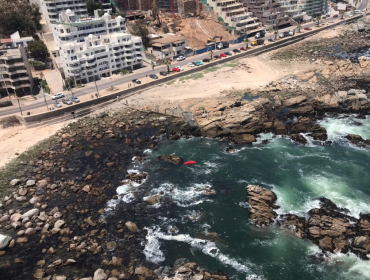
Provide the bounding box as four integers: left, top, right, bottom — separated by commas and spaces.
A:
177, 0, 203, 16
51, 10, 143, 84
40, 0, 112, 26
0, 47, 34, 97
149, 34, 187, 59
158, 0, 179, 12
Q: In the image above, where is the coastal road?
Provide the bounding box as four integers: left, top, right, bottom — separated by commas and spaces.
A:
0, 14, 367, 117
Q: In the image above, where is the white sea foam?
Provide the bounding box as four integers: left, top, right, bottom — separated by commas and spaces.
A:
143, 149, 152, 154
319, 115, 370, 142
145, 182, 214, 207
144, 227, 256, 275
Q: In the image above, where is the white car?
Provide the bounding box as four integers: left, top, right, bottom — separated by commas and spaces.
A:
54, 101, 62, 108
52, 92, 64, 100
177, 66, 184, 71
187, 62, 195, 67
279, 33, 284, 38
176, 56, 185, 61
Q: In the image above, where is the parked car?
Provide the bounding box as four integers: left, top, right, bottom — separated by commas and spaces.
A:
71, 97, 80, 103
224, 51, 232, 56
187, 62, 195, 67
333, 14, 339, 18
268, 38, 275, 42
177, 66, 184, 71
233, 49, 241, 53
202, 58, 210, 62
288, 30, 295, 36
132, 79, 141, 84
175, 55, 185, 61
62, 98, 72, 105
54, 101, 62, 108
279, 33, 284, 38
304, 27, 312, 30
159, 71, 167, 76
52, 92, 64, 100
196, 60, 203, 65
149, 74, 158, 79
172, 67, 181, 72
220, 53, 227, 58
214, 55, 221, 59
240, 47, 247, 51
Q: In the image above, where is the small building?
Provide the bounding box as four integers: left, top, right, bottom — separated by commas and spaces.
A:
177, 0, 202, 16
0, 32, 34, 49
149, 34, 187, 59
0, 47, 34, 97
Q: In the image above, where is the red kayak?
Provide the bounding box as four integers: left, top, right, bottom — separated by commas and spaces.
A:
184, 161, 197, 165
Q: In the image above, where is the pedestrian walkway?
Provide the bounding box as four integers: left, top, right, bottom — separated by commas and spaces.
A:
43, 69, 64, 95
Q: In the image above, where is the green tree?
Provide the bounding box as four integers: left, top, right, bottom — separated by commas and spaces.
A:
316, 16, 321, 25
27, 40, 50, 63
162, 25, 170, 33
243, 38, 249, 48
131, 22, 150, 48
0, 0, 41, 37
297, 23, 302, 33
164, 60, 171, 72
209, 50, 213, 59
86, 0, 102, 16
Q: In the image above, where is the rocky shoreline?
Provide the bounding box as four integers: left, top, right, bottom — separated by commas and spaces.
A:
246, 185, 370, 260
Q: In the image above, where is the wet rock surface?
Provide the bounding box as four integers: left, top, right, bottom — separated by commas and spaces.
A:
0, 109, 196, 279
246, 185, 278, 227
248, 186, 370, 259
157, 155, 184, 166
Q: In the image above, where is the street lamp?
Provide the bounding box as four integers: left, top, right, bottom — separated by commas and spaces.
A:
39, 84, 48, 111
93, 75, 100, 97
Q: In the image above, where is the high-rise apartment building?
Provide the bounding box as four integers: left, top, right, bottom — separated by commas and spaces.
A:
0, 47, 34, 97
51, 10, 143, 84
40, 0, 112, 26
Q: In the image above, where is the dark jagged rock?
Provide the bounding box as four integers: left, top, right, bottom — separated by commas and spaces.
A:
290, 117, 328, 141
279, 214, 306, 238
345, 134, 370, 147
290, 134, 308, 144
246, 185, 278, 227
157, 155, 183, 166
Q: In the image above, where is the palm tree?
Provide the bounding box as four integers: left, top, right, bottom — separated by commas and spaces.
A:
209, 50, 213, 60
316, 16, 321, 25
243, 38, 249, 48
297, 22, 302, 33
164, 60, 171, 73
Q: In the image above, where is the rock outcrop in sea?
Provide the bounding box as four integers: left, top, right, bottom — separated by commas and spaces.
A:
246, 185, 370, 259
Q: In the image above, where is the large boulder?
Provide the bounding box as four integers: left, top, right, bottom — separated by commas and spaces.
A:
93, 269, 107, 280
158, 155, 183, 166
345, 134, 370, 147
232, 134, 256, 144
284, 95, 307, 107
125, 221, 138, 233
0, 234, 12, 250
246, 185, 278, 227
145, 195, 161, 205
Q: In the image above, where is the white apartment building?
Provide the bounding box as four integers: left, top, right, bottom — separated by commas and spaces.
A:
40, 0, 112, 26
51, 10, 143, 83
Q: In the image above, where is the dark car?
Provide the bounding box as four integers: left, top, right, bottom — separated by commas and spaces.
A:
132, 79, 141, 84
149, 74, 158, 79
193, 61, 200, 66
62, 98, 72, 105
268, 38, 275, 42
202, 58, 210, 62
160, 71, 167, 76
333, 14, 339, 18
224, 52, 232, 56
233, 49, 241, 53
214, 55, 221, 59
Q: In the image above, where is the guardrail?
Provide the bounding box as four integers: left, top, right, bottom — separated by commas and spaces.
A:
17, 14, 369, 126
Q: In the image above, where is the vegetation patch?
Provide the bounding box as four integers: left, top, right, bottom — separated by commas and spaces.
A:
222, 60, 239, 68
166, 80, 176, 85
204, 66, 222, 74
0, 100, 13, 108
179, 73, 204, 81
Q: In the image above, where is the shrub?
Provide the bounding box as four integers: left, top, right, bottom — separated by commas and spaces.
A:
0, 101, 13, 108
121, 69, 129, 75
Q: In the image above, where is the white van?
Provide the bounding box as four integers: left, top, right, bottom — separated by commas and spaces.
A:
354, 10, 363, 14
